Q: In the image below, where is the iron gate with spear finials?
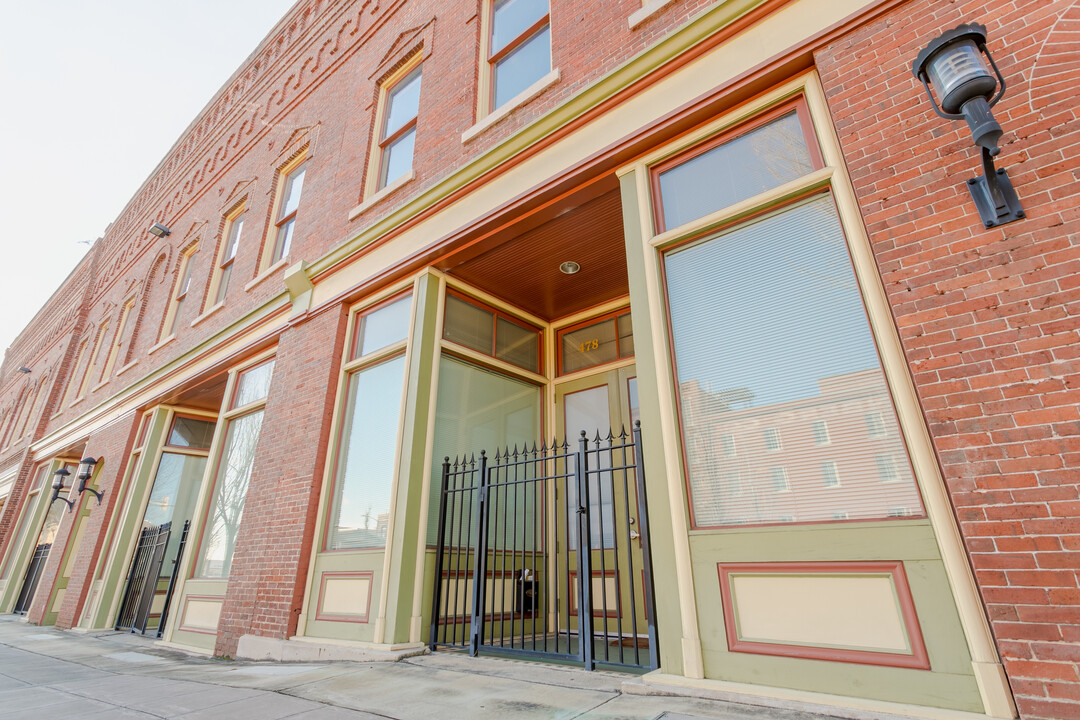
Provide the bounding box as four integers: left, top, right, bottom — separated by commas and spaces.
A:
429, 422, 658, 671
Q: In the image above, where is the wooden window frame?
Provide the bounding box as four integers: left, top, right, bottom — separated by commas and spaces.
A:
365, 56, 423, 199
162, 244, 198, 341
443, 288, 543, 374
208, 203, 246, 309
265, 155, 308, 270
649, 98, 824, 235
99, 297, 134, 383
555, 307, 633, 376
480, 0, 552, 115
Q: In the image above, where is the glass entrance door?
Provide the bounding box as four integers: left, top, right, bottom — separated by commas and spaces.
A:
556, 364, 650, 655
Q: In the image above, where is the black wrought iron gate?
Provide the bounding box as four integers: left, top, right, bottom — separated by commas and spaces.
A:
430, 422, 658, 671
13, 543, 52, 614
116, 521, 185, 635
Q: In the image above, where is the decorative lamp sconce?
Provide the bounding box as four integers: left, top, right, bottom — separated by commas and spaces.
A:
76, 456, 103, 504
51, 468, 76, 512
912, 22, 1024, 228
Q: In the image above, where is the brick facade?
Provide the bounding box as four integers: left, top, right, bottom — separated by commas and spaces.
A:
815, 1, 1080, 716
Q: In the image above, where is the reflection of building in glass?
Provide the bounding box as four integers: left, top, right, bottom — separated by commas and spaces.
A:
681, 368, 922, 527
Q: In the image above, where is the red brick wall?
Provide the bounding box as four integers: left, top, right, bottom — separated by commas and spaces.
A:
815, 1, 1080, 718
215, 305, 348, 657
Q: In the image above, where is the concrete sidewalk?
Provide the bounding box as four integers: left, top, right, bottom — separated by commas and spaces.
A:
0, 617, 845, 720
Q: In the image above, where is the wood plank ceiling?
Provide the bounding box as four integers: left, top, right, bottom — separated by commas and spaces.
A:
440, 187, 629, 321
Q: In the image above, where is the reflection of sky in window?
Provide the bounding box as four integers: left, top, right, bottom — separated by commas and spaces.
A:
332, 355, 407, 548
666, 196, 879, 409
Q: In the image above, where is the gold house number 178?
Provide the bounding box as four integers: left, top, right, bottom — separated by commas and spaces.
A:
579, 339, 599, 353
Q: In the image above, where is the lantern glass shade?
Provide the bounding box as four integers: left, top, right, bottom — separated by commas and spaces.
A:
926, 40, 995, 113
52, 468, 70, 491
77, 457, 97, 481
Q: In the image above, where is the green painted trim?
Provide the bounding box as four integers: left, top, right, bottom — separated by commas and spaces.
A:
305, 551, 382, 643
85, 409, 170, 629
309, 0, 766, 278
618, 170, 686, 676
0, 464, 58, 613
687, 521, 944, 562
382, 272, 442, 643
32, 297, 290, 458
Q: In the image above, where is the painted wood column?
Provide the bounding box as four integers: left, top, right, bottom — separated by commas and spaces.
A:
377, 270, 442, 645
618, 168, 703, 678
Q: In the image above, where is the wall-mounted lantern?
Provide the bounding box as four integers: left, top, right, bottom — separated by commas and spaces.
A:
912, 22, 1024, 228
51, 468, 76, 512
76, 456, 103, 504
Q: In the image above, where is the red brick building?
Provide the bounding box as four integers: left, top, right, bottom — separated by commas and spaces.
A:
0, 1, 1076, 718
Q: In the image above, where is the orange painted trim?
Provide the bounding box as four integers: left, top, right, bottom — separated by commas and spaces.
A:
313, 570, 374, 623
716, 560, 930, 670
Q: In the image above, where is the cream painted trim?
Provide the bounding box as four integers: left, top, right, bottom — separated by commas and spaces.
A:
205, 203, 247, 311
372, 281, 419, 644
462, 68, 561, 144
161, 347, 277, 645
475, 0, 495, 121
114, 360, 138, 378
632, 162, 704, 679
650, 167, 834, 249
350, 170, 415, 220
617, 68, 1012, 717
440, 341, 547, 386
259, 151, 309, 275
192, 303, 226, 328
147, 335, 176, 356
297, 275, 418, 639
629, 0, 680, 29
549, 297, 632, 332
801, 72, 1014, 719
363, 54, 424, 204
552, 356, 637, 386
408, 270, 447, 642
635, 672, 1001, 720
244, 257, 289, 292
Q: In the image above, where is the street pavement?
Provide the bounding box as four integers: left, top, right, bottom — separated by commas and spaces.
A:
0, 617, 851, 720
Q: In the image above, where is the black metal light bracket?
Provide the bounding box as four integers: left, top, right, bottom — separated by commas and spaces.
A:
913, 22, 1024, 228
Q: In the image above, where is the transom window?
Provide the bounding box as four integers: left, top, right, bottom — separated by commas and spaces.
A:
489, 0, 551, 110
557, 310, 633, 375
443, 292, 540, 373
653, 103, 820, 232
271, 160, 307, 264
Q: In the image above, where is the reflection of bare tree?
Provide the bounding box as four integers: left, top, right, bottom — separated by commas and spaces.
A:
202, 411, 263, 577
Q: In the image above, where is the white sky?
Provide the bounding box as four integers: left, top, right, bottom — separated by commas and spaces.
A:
0, 0, 297, 363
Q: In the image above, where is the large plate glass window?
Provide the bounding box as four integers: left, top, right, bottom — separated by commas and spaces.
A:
658, 105, 922, 529
195, 359, 274, 578
326, 294, 413, 550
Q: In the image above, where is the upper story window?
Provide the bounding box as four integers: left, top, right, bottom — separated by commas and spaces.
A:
162, 245, 197, 340
270, 159, 307, 266
211, 208, 245, 306
488, 0, 551, 110
375, 61, 422, 191
100, 297, 134, 382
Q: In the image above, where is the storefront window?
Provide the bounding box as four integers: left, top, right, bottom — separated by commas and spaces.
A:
327, 355, 408, 550
664, 195, 923, 528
